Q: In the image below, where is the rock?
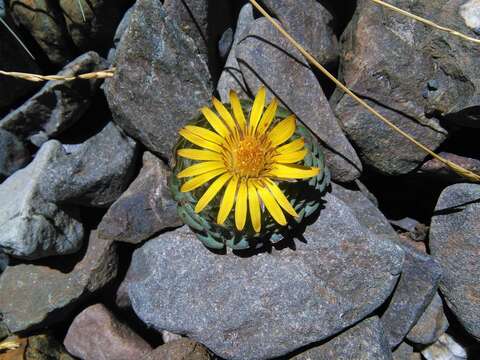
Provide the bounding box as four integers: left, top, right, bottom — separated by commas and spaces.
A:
143, 339, 211, 360
0, 141, 84, 259
59, 0, 130, 53
0, 52, 106, 146
0, 251, 8, 274
392, 342, 421, 360
261, 0, 338, 66
217, 3, 254, 102
380, 243, 442, 348
421, 334, 467, 360
127, 190, 404, 359
25, 333, 75, 360
417, 152, 480, 184
0, 129, 30, 182
64, 304, 152, 360
218, 28, 234, 60
105, 0, 213, 159
407, 292, 449, 345
430, 183, 480, 339
39, 122, 138, 207
460, 0, 480, 34
107, 6, 134, 63
334, 0, 449, 175
161, 330, 183, 344
290, 317, 392, 360
8, 0, 74, 65
98, 151, 180, 243
0, 19, 40, 112
0, 231, 118, 333
236, 18, 362, 182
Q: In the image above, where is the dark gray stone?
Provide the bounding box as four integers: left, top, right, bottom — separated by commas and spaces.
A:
105, 0, 213, 159
430, 183, 480, 340
380, 243, 442, 348
417, 152, 480, 184
407, 292, 449, 345
143, 339, 211, 360
0, 231, 118, 333
107, 7, 134, 63
0, 251, 8, 274
261, 0, 338, 66
98, 151, 181, 243
217, 3, 254, 102
290, 317, 392, 360
237, 18, 362, 182
0, 52, 106, 146
334, 0, 449, 175
218, 28, 234, 59
0, 141, 84, 259
39, 122, 138, 207
392, 342, 421, 360
127, 190, 404, 360
0, 128, 30, 182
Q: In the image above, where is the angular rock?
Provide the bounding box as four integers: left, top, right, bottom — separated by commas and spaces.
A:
407, 292, 449, 345
39, 122, 138, 207
290, 317, 392, 360
59, 0, 130, 53
217, 3, 255, 102
107, 6, 134, 63
237, 18, 362, 182
218, 27, 234, 60
334, 0, 449, 175
105, 0, 213, 159
262, 0, 338, 66
380, 243, 442, 348
430, 183, 480, 339
392, 342, 421, 360
9, 0, 74, 65
421, 334, 467, 360
64, 304, 152, 360
161, 330, 183, 344
98, 151, 180, 243
0, 231, 118, 333
417, 152, 480, 184
143, 339, 211, 360
0, 141, 84, 259
0, 52, 106, 146
0, 129, 30, 182
127, 190, 404, 360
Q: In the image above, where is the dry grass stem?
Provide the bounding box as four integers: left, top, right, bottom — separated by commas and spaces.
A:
0, 338, 21, 351
0, 17, 36, 60
248, 0, 480, 182
0, 67, 115, 82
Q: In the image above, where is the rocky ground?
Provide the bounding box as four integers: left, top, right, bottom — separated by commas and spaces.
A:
0, 0, 480, 359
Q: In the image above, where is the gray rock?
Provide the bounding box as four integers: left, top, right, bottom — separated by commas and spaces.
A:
0, 129, 30, 182
261, 0, 339, 66
334, 0, 448, 175
421, 334, 467, 360
143, 339, 211, 360
393, 342, 421, 360
0, 52, 106, 146
64, 303, 152, 360
290, 316, 392, 360
0, 141, 84, 259
161, 330, 183, 344
417, 152, 480, 184
9, 0, 74, 65
105, 0, 213, 159
380, 243, 442, 348
407, 292, 449, 345
218, 28, 234, 59
0, 231, 118, 333
98, 151, 180, 243
107, 7, 134, 63
127, 190, 404, 360
237, 18, 362, 182
217, 3, 255, 102
39, 122, 138, 207
430, 183, 480, 340
0, 251, 8, 274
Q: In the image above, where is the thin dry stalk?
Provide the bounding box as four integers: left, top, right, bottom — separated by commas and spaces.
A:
248, 0, 480, 182
0, 68, 115, 82
76, 0, 86, 22
0, 17, 36, 60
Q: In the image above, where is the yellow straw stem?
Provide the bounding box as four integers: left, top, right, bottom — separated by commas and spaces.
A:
248, 0, 480, 182
0, 68, 115, 82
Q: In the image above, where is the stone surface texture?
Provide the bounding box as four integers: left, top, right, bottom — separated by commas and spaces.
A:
0, 129, 30, 182
421, 334, 467, 360
143, 339, 211, 360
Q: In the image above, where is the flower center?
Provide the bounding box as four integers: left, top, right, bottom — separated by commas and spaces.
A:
229, 135, 270, 178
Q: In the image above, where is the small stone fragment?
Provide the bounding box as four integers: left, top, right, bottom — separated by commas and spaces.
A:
142, 339, 211, 360
421, 334, 467, 360
392, 342, 421, 360
0, 129, 30, 182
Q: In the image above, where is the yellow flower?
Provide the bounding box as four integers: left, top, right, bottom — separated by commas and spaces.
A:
177, 87, 320, 233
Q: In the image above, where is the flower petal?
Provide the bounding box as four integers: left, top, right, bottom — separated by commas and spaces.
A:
272, 149, 308, 163
177, 148, 223, 161
217, 176, 239, 224
267, 164, 320, 179
212, 97, 237, 133
276, 138, 305, 154
249, 87, 266, 134
180, 168, 226, 192
229, 90, 246, 130
268, 115, 296, 147
177, 161, 225, 178
235, 179, 248, 231
201, 107, 229, 137
255, 181, 287, 226
184, 125, 224, 145
256, 98, 278, 135
247, 180, 261, 233
264, 179, 298, 217
179, 128, 223, 153
195, 173, 233, 213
